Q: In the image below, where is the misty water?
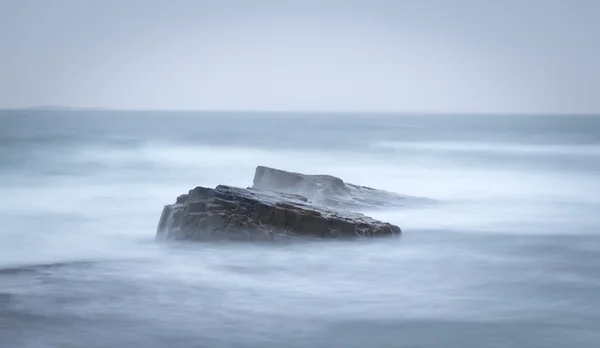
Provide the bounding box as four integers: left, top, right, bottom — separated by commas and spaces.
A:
1, 111, 599, 347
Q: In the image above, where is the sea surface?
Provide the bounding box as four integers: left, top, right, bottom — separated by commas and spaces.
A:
1, 110, 599, 348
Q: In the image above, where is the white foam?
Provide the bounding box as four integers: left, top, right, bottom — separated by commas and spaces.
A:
371, 141, 600, 156
1, 140, 599, 268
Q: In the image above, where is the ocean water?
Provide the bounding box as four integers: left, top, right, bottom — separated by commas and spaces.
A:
1, 110, 599, 348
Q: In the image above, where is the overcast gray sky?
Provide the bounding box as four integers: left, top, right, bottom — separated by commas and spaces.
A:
1, 0, 599, 113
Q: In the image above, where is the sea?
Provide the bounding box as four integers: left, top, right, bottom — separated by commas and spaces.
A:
1, 110, 599, 348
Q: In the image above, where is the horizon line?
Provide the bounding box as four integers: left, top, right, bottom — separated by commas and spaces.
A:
1, 106, 599, 116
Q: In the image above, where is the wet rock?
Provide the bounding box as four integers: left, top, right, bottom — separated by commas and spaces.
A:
252, 166, 431, 210
156, 185, 401, 242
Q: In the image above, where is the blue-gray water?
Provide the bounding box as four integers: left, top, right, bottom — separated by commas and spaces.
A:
1, 111, 599, 347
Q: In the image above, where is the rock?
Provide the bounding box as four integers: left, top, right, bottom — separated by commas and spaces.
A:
252, 166, 431, 210
156, 185, 401, 242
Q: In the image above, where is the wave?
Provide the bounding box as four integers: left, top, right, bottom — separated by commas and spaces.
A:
371, 141, 600, 156
0, 260, 99, 275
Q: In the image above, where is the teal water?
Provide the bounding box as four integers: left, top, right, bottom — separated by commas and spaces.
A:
1, 111, 599, 347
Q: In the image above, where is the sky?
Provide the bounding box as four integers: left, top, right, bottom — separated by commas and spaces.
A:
0, 0, 599, 113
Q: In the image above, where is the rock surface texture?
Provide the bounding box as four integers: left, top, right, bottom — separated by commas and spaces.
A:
156, 185, 401, 242
252, 166, 429, 210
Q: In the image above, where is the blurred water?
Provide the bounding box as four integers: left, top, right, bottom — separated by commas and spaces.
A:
1, 110, 599, 347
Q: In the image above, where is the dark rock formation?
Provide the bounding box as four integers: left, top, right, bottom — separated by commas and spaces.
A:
252, 166, 430, 210
156, 185, 401, 242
